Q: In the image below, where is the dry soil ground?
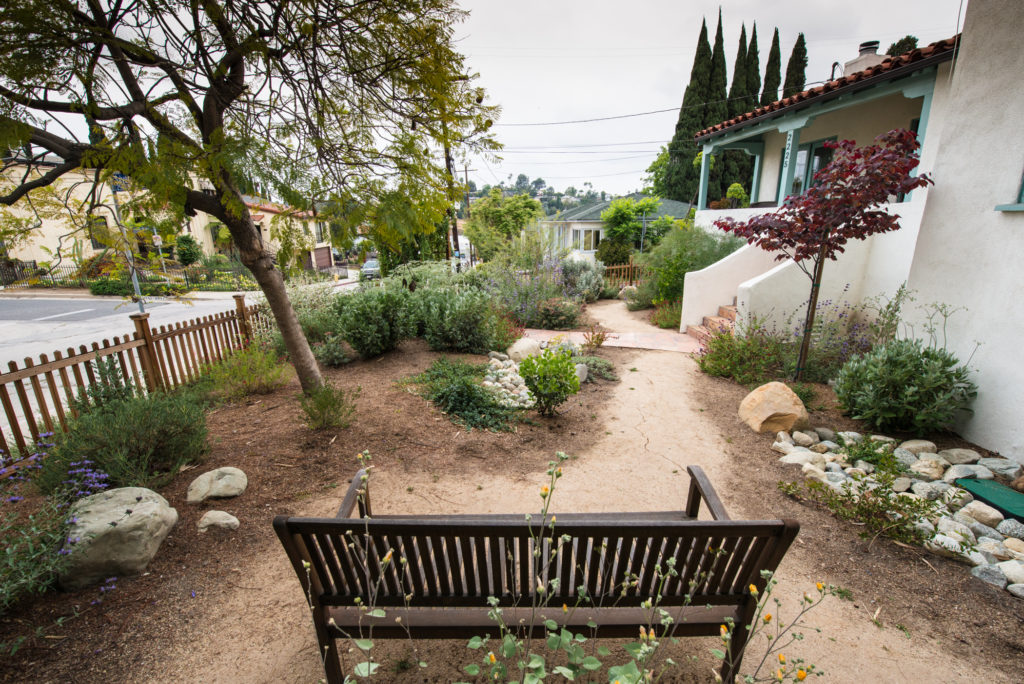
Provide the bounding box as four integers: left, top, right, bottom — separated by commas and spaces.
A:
2, 300, 1021, 683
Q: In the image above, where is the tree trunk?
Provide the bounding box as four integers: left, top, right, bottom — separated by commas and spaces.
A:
214, 193, 324, 394
793, 242, 829, 382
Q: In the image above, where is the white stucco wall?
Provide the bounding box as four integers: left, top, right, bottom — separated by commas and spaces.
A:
904, 0, 1024, 462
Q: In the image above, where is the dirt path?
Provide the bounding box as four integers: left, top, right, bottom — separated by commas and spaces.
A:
587, 298, 660, 333
139, 325, 1016, 682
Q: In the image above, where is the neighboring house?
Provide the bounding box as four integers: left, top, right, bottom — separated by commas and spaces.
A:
682, 0, 1023, 461
537, 197, 692, 261
0, 160, 334, 271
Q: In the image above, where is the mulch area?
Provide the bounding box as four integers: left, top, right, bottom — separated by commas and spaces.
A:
0, 340, 614, 683
690, 372, 1024, 671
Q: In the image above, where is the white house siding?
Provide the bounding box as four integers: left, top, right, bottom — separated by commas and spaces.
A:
904, 0, 1024, 462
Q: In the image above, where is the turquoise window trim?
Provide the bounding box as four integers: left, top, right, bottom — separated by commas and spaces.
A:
776, 136, 837, 199
995, 169, 1024, 212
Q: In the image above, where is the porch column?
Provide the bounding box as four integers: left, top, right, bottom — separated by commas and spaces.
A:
697, 144, 713, 210
902, 78, 935, 200
750, 154, 763, 203
777, 128, 802, 202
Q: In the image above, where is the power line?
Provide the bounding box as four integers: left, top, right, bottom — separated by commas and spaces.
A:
498, 149, 660, 155
506, 139, 666, 149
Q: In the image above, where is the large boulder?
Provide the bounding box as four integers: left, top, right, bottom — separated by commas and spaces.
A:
507, 338, 541, 362
977, 458, 1022, 479
738, 382, 810, 434
60, 487, 178, 591
186, 467, 248, 503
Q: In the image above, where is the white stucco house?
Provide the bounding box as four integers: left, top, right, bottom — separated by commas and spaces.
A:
682, 0, 1024, 462
536, 197, 692, 262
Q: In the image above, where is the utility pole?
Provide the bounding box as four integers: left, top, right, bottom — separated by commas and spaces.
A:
463, 164, 474, 266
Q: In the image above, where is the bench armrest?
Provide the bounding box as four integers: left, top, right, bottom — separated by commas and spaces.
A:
337, 468, 371, 518
685, 466, 730, 520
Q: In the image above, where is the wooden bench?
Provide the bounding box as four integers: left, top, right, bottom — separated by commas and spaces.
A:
274, 466, 798, 683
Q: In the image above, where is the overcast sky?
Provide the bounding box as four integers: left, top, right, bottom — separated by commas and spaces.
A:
455, 0, 966, 196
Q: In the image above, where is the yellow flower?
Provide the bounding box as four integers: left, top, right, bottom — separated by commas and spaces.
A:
551, 515, 556, 523
749, 584, 758, 595
541, 486, 550, 497
488, 651, 496, 664
562, 603, 568, 613
639, 626, 647, 640
719, 624, 728, 638
776, 669, 784, 681
778, 654, 786, 664
763, 613, 772, 624
797, 670, 807, 681
816, 582, 824, 592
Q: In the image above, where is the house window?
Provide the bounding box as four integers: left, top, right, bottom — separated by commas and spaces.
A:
315, 221, 328, 243
571, 228, 601, 251
995, 167, 1024, 212
778, 137, 836, 198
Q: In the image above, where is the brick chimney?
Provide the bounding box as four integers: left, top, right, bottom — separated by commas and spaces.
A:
843, 40, 886, 75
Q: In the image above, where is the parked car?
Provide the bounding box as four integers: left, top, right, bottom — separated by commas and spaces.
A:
359, 259, 381, 281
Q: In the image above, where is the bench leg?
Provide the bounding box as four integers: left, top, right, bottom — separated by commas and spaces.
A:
313, 608, 344, 684
721, 601, 755, 683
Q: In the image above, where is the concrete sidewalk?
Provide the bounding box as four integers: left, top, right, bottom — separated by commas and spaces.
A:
523, 328, 701, 353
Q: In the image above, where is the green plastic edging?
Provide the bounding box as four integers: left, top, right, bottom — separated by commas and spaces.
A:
955, 478, 1024, 522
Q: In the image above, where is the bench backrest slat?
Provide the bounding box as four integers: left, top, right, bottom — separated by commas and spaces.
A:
275, 516, 797, 609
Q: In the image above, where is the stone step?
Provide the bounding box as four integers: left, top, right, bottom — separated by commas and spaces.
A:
702, 315, 734, 333
685, 324, 713, 342
718, 305, 737, 321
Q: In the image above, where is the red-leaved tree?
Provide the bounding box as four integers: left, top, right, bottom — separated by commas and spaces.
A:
714, 128, 933, 380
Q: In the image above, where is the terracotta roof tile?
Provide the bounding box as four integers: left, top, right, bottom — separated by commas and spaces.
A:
695, 35, 960, 141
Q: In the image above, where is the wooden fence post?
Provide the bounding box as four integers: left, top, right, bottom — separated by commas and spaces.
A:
131, 312, 162, 392
233, 294, 251, 347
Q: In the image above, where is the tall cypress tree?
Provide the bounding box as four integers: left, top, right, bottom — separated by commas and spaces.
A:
761, 28, 782, 105
722, 24, 749, 194
704, 10, 728, 202
745, 24, 761, 113
783, 33, 808, 98
663, 20, 713, 203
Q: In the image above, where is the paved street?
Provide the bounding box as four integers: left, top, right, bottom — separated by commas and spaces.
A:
0, 292, 248, 367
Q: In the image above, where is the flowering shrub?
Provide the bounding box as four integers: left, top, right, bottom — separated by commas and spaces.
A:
482, 260, 566, 329
536, 298, 581, 330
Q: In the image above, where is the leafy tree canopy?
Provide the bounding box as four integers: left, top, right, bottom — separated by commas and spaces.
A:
600, 197, 660, 246
464, 188, 542, 260
0, 0, 498, 392
886, 35, 918, 56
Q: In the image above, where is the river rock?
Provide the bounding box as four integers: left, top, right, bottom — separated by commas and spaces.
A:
836, 431, 862, 444
893, 448, 919, 469
818, 440, 841, 452
780, 451, 826, 469
938, 448, 981, 465
997, 519, 1024, 540
977, 539, 1014, 562
891, 477, 913, 493
187, 467, 248, 503
59, 487, 178, 591
574, 363, 588, 384
911, 481, 951, 500
977, 458, 1022, 479
801, 463, 828, 483
813, 427, 836, 442
960, 501, 1004, 528
909, 459, 946, 480
488, 351, 509, 361
942, 488, 973, 512
197, 510, 240, 532
1004, 538, 1024, 555
1007, 584, 1024, 599
776, 431, 795, 445
507, 338, 541, 361
942, 464, 994, 483
899, 439, 937, 455
970, 564, 1008, 589
996, 560, 1024, 584
738, 382, 810, 433
937, 517, 976, 544
792, 430, 818, 447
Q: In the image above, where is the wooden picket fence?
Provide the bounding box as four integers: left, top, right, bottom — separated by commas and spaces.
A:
604, 258, 646, 288
0, 295, 267, 465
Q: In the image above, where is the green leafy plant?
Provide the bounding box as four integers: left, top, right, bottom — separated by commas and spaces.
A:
836, 435, 903, 474
786, 382, 814, 407
650, 299, 682, 329
339, 287, 410, 357
74, 356, 136, 412
36, 392, 208, 492
559, 260, 605, 303
637, 222, 743, 305
581, 326, 608, 351
518, 348, 580, 416
577, 355, 618, 382
595, 239, 632, 267
419, 288, 500, 354
208, 346, 293, 400
834, 338, 976, 435
311, 332, 351, 368
174, 234, 203, 266
300, 384, 360, 430
697, 320, 788, 386
411, 358, 519, 431
536, 297, 581, 330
